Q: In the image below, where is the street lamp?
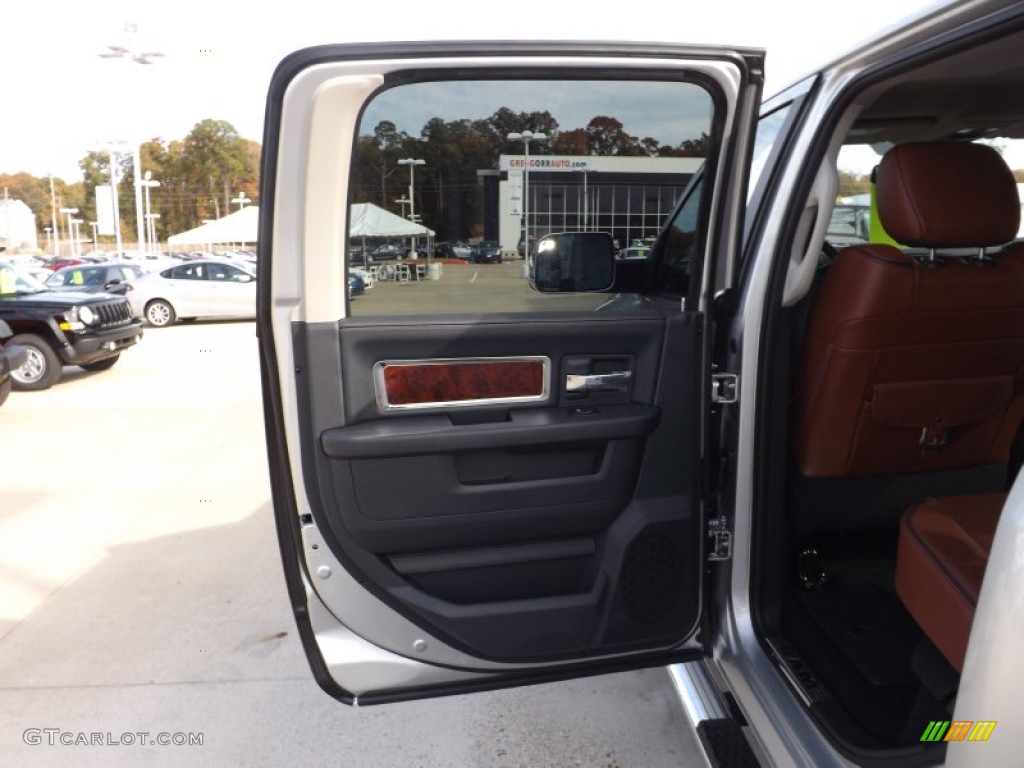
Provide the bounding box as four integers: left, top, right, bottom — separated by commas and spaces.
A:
507, 131, 547, 258
142, 171, 161, 254
99, 25, 163, 255
90, 222, 99, 254
60, 208, 79, 257
231, 193, 251, 211
44, 227, 53, 255
394, 197, 410, 219
100, 144, 126, 257
397, 159, 425, 220
48, 175, 60, 256
146, 213, 161, 253
397, 158, 425, 258
71, 218, 85, 257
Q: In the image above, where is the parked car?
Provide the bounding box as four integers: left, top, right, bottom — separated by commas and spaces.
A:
350, 266, 374, 290
0, 319, 28, 406
826, 203, 872, 248
347, 273, 365, 298
369, 243, 404, 259
44, 263, 145, 295
616, 245, 651, 261
0, 260, 142, 390
469, 241, 502, 264
40, 256, 88, 272
126, 259, 256, 327
257, 6, 1024, 766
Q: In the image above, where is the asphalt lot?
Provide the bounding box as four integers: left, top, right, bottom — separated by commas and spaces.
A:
0, 319, 704, 767
352, 258, 608, 315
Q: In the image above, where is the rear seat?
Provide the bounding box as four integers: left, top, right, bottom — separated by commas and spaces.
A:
894, 492, 1004, 672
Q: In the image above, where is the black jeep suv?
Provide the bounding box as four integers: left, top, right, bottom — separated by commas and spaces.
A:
0, 260, 143, 391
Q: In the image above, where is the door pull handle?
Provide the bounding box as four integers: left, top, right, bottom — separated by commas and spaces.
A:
565, 371, 632, 393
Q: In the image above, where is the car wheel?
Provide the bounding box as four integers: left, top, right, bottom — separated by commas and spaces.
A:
145, 300, 176, 327
79, 354, 120, 372
9, 334, 62, 391
0, 377, 11, 407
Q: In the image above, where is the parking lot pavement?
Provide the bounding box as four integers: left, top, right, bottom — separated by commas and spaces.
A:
352, 259, 608, 315
0, 321, 705, 767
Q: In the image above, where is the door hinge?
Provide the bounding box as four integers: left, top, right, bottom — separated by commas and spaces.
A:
710, 373, 739, 404
707, 516, 733, 561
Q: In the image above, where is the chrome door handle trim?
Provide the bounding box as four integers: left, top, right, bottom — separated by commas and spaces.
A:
565, 371, 632, 393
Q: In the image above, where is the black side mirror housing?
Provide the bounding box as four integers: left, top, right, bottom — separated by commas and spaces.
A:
530, 232, 615, 293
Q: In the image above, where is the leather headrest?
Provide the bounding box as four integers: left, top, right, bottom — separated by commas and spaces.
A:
876, 142, 1020, 247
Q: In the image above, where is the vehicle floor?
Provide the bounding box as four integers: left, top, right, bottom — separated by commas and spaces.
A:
779, 532, 952, 750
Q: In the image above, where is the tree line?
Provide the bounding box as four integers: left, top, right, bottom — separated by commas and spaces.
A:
350, 107, 709, 242
0, 119, 258, 249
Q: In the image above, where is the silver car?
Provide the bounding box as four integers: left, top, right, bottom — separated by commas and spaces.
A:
128, 259, 256, 327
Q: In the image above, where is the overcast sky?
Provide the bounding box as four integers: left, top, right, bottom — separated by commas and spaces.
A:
1, 0, 946, 181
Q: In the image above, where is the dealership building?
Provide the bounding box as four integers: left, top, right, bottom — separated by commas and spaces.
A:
482, 154, 703, 254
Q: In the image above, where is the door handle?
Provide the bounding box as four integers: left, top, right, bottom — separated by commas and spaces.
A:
565, 371, 632, 393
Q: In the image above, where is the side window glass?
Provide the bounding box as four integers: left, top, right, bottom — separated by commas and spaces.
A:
655, 175, 703, 297
747, 103, 794, 204
347, 78, 716, 316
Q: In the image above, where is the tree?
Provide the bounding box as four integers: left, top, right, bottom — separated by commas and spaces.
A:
837, 169, 871, 198
551, 129, 589, 155
585, 116, 640, 156
675, 132, 710, 158
350, 121, 410, 208
181, 119, 252, 222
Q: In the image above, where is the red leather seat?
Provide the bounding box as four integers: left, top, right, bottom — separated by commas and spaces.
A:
794, 141, 1024, 478
894, 492, 1003, 672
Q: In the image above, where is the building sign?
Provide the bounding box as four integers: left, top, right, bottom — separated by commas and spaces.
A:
500, 156, 594, 172
507, 170, 523, 215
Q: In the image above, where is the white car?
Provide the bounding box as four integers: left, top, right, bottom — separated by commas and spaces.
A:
257, 4, 1024, 765
350, 266, 374, 289
128, 259, 256, 327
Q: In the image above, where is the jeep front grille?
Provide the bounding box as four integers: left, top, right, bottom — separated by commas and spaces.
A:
94, 299, 135, 328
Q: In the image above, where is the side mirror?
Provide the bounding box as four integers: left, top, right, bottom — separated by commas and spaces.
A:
530, 232, 615, 293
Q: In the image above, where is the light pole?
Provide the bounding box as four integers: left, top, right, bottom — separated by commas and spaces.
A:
103, 145, 126, 257
90, 222, 99, 254
231, 193, 251, 211
71, 218, 85, 257
394, 197, 410, 219
49, 174, 60, 256
397, 159, 425, 221
60, 208, 79, 258
44, 227, 53, 254
146, 214, 161, 253
507, 131, 547, 258
99, 25, 163, 255
142, 171, 161, 254
397, 158, 425, 257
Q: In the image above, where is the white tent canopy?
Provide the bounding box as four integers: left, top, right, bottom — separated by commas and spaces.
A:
349, 202, 434, 237
167, 206, 258, 246
167, 202, 434, 247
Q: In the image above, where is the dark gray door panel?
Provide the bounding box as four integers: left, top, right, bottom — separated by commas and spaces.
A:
293, 310, 706, 662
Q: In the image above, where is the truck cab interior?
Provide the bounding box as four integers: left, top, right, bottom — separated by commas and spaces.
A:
753, 18, 1024, 762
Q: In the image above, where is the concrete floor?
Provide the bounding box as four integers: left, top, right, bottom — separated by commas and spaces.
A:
0, 320, 704, 767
